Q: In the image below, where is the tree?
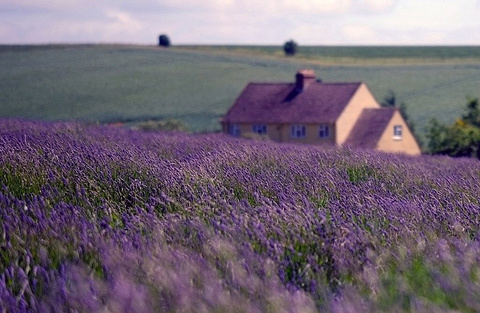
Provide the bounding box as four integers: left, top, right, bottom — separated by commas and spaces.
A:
283, 40, 297, 56
462, 97, 480, 127
427, 97, 480, 158
427, 119, 480, 158
158, 34, 171, 47
380, 90, 409, 122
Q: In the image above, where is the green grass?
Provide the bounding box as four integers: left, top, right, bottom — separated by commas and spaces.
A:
177, 45, 480, 65
1, 44, 480, 142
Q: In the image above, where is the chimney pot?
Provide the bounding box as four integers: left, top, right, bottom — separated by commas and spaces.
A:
295, 69, 316, 91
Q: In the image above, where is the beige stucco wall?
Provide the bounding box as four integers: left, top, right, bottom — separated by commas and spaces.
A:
225, 123, 280, 140
376, 111, 422, 155
278, 123, 335, 145
336, 84, 380, 145
233, 123, 281, 140
226, 123, 335, 145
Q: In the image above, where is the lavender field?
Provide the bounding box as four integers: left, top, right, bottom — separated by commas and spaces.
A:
1, 119, 480, 312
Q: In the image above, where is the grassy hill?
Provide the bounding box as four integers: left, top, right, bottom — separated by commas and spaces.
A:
1, 44, 480, 143
178, 45, 480, 65
1, 119, 480, 312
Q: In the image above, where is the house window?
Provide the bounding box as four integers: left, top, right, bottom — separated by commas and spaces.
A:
230, 124, 240, 137
291, 125, 306, 138
319, 125, 330, 138
252, 124, 267, 135
393, 125, 402, 140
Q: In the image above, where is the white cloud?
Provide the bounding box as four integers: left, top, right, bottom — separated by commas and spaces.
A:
361, 0, 396, 12
342, 24, 377, 42
0, 0, 479, 45
0, 24, 10, 40
152, 0, 393, 16
444, 25, 480, 45
281, 0, 353, 14
0, 0, 86, 12
99, 10, 144, 42
105, 9, 142, 30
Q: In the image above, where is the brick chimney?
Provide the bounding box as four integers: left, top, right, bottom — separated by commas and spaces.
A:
295, 69, 316, 91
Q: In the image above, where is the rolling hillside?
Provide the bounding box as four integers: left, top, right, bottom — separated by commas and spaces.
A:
1, 44, 480, 142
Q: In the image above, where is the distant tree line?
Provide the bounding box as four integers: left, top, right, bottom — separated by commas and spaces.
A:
427, 97, 480, 158
137, 118, 188, 132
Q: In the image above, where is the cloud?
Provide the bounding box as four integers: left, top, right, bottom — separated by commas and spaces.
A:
281, 0, 352, 14
342, 24, 377, 42
0, 0, 86, 12
445, 24, 480, 45
0, 4, 146, 44
0, 23, 10, 40
105, 9, 142, 30
211, 0, 398, 16
100, 9, 144, 42
0, 0, 478, 45
361, 0, 397, 12
128, 0, 395, 16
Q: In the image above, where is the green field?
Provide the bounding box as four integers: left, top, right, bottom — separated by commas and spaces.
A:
178, 45, 480, 65
1, 44, 480, 143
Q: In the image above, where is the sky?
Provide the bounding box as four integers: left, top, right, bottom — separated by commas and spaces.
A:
1, 0, 480, 45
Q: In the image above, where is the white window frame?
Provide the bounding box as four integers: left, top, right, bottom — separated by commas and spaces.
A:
291, 125, 306, 138
318, 124, 330, 138
230, 124, 240, 137
252, 124, 267, 135
393, 125, 403, 140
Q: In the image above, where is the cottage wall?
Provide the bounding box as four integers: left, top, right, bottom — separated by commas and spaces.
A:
278, 123, 335, 145
376, 111, 421, 155
229, 123, 277, 140
222, 71, 421, 155
336, 84, 380, 144
227, 123, 335, 145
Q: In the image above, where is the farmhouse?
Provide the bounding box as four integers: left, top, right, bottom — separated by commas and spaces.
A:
221, 70, 421, 155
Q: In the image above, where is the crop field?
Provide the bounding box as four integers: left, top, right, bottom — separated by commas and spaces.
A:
1, 44, 480, 143
1, 119, 480, 312
179, 45, 480, 64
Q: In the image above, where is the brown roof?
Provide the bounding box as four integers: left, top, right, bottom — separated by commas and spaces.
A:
344, 108, 397, 149
222, 81, 362, 124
